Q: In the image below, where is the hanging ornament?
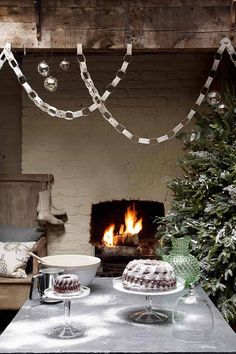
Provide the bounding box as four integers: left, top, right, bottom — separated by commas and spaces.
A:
215, 103, 229, 116
206, 91, 221, 106
44, 76, 58, 92
43, 35, 58, 92
37, 60, 50, 77
59, 58, 70, 71
59, 27, 71, 71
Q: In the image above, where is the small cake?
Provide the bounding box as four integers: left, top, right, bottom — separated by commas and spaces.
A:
122, 259, 176, 292
53, 274, 81, 294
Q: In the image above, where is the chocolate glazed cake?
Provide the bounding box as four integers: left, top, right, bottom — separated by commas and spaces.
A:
53, 274, 81, 294
122, 259, 177, 291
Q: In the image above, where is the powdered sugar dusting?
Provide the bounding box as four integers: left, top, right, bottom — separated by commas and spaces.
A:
0, 313, 112, 350
80, 294, 116, 306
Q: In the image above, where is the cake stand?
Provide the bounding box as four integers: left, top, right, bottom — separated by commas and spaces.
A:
44, 286, 90, 339
113, 277, 185, 324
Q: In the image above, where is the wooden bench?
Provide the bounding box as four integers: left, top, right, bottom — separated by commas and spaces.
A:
0, 174, 52, 310
0, 236, 46, 310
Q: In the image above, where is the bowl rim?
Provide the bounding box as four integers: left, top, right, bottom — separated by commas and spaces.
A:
41, 254, 101, 269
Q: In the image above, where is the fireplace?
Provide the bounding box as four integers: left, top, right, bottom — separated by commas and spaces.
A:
90, 200, 164, 276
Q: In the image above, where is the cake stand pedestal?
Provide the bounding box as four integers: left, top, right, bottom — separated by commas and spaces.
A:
113, 277, 185, 324
44, 286, 90, 339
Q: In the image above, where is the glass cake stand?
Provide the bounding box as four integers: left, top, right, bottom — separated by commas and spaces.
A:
44, 286, 90, 339
113, 277, 185, 324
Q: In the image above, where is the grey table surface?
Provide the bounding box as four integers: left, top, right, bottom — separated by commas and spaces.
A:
0, 277, 235, 354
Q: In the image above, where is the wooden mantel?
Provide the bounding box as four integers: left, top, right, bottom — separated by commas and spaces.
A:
0, 0, 234, 51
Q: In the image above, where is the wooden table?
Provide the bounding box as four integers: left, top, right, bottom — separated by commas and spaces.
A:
0, 278, 235, 353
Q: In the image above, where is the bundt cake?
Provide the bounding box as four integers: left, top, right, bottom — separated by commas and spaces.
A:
122, 259, 177, 291
53, 274, 81, 294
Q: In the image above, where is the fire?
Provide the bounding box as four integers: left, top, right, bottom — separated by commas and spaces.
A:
123, 205, 142, 234
102, 204, 142, 246
103, 224, 115, 247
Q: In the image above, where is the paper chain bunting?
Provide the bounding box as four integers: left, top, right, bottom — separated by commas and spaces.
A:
0, 38, 235, 144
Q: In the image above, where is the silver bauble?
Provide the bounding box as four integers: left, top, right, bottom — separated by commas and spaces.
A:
44, 76, 58, 92
206, 91, 222, 106
37, 60, 50, 77
59, 58, 71, 71
215, 103, 229, 116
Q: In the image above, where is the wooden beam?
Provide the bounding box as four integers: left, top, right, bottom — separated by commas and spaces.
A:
0, 0, 234, 51
33, 0, 41, 41
0, 174, 53, 182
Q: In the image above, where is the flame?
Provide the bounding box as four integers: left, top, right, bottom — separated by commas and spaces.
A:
103, 224, 115, 247
123, 205, 142, 234
102, 204, 142, 246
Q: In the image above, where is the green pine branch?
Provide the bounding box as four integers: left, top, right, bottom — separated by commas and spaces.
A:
155, 88, 236, 324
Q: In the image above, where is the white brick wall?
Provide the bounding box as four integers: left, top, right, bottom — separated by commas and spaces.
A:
21, 52, 212, 255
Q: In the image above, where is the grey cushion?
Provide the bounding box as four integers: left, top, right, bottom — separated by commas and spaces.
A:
0, 224, 45, 242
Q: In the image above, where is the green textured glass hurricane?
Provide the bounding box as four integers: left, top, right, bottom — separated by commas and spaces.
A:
163, 236, 200, 287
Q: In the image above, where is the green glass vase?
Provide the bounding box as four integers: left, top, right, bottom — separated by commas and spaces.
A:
163, 236, 200, 287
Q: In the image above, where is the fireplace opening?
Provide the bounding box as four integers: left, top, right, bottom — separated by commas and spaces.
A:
90, 200, 164, 276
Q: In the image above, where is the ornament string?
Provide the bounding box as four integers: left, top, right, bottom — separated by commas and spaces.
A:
0, 49, 7, 70
0, 43, 132, 120
77, 38, 228, 145
0, 38, 235, 144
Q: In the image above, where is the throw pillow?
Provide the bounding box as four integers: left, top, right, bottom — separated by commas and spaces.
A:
0, 224, 45, 242
0, 241, 36, 278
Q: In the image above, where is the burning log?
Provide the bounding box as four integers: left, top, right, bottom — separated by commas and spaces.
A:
99, 245, 136, 256
113, 233, 139, 247
102, 203, 142, 249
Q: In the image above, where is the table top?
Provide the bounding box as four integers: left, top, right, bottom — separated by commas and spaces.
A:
0, 277, 235, 354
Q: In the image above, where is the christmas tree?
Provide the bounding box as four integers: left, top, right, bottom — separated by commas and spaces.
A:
155, 88, 236, 324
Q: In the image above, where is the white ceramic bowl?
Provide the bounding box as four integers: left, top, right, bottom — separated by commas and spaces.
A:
40, 255, 101, 286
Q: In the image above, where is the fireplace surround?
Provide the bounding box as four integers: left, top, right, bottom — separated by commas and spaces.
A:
90, 200, 164, 276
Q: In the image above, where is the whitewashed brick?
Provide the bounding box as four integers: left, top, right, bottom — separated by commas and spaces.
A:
20, 53, 212, 255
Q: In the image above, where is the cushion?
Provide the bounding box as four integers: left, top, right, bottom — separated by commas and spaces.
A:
0, 241, 36, 278
0, 224, 44, 242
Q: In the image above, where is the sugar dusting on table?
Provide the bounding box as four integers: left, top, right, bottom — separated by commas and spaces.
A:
80, 294, 116, 306
0, 302, 150, 351
0, 312, 112, 350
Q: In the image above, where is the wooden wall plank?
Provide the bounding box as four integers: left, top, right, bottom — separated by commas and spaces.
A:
41, 7, 126, 29
0, 0, 33, 7
40, 0, 230, 8
0, 174, 53, 182
0, 29, 231, 51
0, 0, 233, 51
0, 0, 230, 8
0, 7, 34, 22
144, 7, 229, 31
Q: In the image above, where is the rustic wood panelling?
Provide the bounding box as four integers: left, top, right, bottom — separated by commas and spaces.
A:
0, 0, 230, 8
0, 0, 233, 50
0, 7, 34, 22
0, 174, 52, 226
0, 174, 48, 310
